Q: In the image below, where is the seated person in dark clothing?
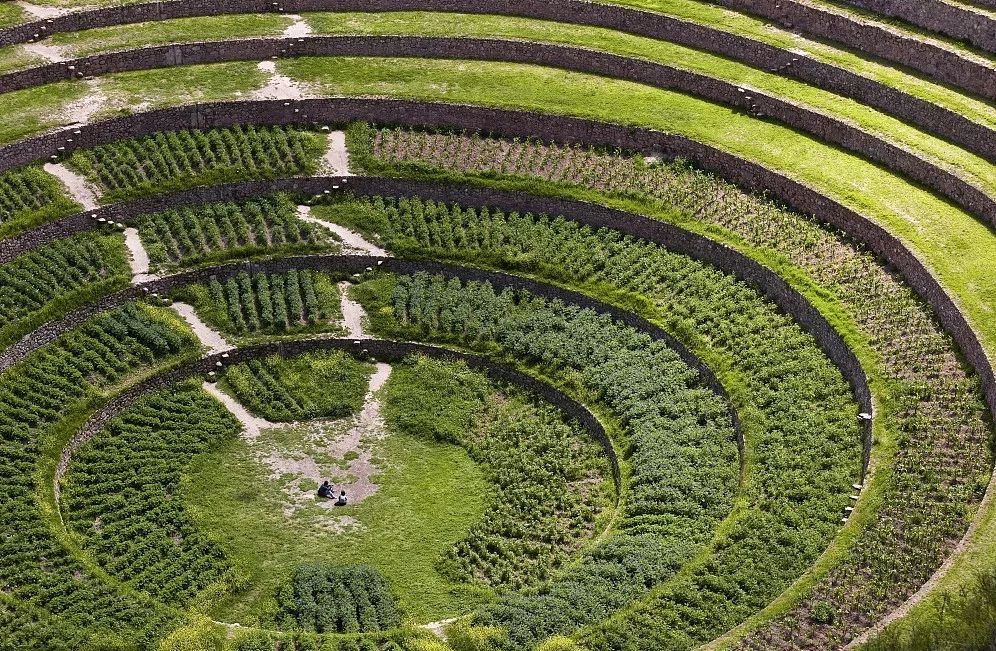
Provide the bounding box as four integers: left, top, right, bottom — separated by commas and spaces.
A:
317, 480, 333, 499
335, 490, 348, 506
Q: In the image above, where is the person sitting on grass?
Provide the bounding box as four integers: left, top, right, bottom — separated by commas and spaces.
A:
335, 490, 348, 507
317, 480, 333, 499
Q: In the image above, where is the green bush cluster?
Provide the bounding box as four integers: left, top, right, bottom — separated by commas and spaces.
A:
63, 381, 242, 605
0, 304, 196, 647
186, 270, 341, 337
138, 194, 333, 268
358, 273, 739, 647
223, 350, 373, 422
383, 356, 612, 591
69, 126, 325, 202
273, 564, 403, 634
0, 233, 127, 330
0, 165, 79, 234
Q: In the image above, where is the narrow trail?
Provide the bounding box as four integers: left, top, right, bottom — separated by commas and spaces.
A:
339, 281, 369, 339
170, 301, 233, 355
203, 381, 277, 440
43, 162, 100, 211
296, 205, 388, 256
16, 1, 71, 19
283, 14, 313, 37
423, 617, 460, 639
252, 60, 309, 100
122, 227, 159, 284
22, 42, 67, 63
320, 130, 352, 176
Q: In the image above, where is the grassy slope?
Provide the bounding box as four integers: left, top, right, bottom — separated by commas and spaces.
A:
0, 42, 990, 645
1, 11, 991, 194
184, 418, 490, 624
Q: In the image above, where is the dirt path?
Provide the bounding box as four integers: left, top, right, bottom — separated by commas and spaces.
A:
423, 617, 460, 639
22, 42, 67, 62
17, 1, 72, 19
123, 227, 159, 283
252, 60, 310, 100
283, 14, 313, 37
170, 302, 233, 355
43, 161, 100, 210
296, 205, 388, 256
339, 281, 370, 338
203, 381, 277, 440
320, 130, 352, 176
62, 79, 107, 125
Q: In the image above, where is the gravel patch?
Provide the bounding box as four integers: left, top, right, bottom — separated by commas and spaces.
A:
252, 60, 310, 100
43, 161, 100, 210
123, 226, 159, 283
22, 42, 67, 63
171, 302, 233, 356
320, 130, 352, 176
283, 14, 313, 37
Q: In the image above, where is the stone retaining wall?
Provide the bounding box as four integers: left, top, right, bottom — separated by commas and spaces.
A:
712, 0, 996, 101
843, 0, 996, 54
0, 0, 991, 162
3, 36, 992, 222
56, 338, 622, 495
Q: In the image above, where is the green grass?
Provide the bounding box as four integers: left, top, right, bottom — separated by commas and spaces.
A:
0, 2, 26, 28
0, 81, 88, 144
0, 47, 43, 75
609, 0, 996, 129
95, 62, 267, 115
49, 14, 294, 56
304, 11, 996, 195
184, 415, 491, 625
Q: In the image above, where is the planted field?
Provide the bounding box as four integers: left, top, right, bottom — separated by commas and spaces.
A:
0, 166, 79, 236
68, 126, 325, 202
0, 233, 129, 347
137, 195, 335, 269
62, 381, 241, 606
365, 129, 993, 646
177, 269, 343, 338
222, 351, 372, 422
0, 303, 196, 648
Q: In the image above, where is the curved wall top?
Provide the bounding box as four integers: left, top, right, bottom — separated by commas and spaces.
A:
841, 0, 996, 54
711, 0, 996, 101
0, 98, 991, 439
0, 0, 991, 163
55, 338, 622, 498
3, 36, 993, 226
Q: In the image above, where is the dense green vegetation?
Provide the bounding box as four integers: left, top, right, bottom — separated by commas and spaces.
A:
0, 165, 80, 237
138, 195, 335, 269
363, 129, 993, 647
68, 126, 325, 202
0, 303, 196, 648
383, 355, 612, 592
63, 381, 241, 606
176, 269, 343, 339
222, 351, 373, 421
0, 232, 129, 348
273, 564, 403, 634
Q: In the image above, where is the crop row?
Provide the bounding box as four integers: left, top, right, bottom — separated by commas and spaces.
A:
181, 269, 342, 337
222, 350, 372, 422
383, 355, 612, 592
0, 165, 78, 235
355, 271, 739, 647
138, 194, 334, 269
339, 193, 862, 647
63, 381, 241, 606
0, 303, 197, 647
0, 232, 126, 328
68, 125, 326, 202
273, 564, 403, 635
367, 127, 992, 647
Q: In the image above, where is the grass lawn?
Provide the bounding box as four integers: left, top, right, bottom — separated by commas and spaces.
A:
184, 416, 490, 626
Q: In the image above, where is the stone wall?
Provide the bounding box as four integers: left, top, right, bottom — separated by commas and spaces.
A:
0, 0, 991, 162
843, 0, 996, 54
57, 338, 622, 493
712, 0, 996, 101
2, 37, 992, 222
